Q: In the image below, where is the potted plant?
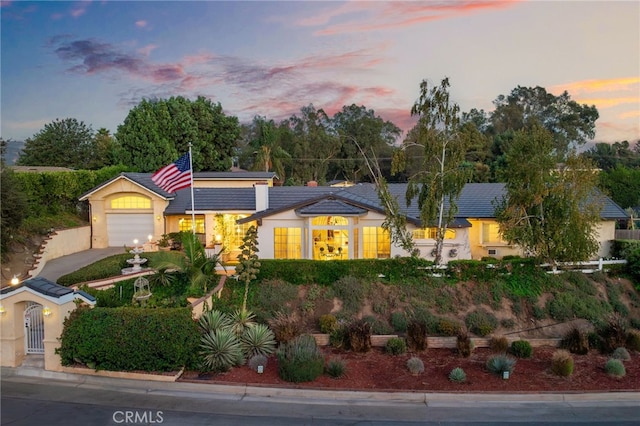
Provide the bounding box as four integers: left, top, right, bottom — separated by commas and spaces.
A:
158, 234, 171, 251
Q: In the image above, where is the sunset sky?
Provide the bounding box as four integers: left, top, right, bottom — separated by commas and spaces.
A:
2, 0, 639, 145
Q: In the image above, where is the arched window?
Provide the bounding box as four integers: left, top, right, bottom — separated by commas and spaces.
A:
110, 195, 151, 209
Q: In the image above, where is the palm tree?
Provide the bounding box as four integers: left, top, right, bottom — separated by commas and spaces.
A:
251, 117, 291, 179
151, 232, 224, 295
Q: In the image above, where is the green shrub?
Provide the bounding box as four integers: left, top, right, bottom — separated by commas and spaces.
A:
390, 311, 408, 333
277, 334, 324, 383
57, 307, 200, 372
406, 319, 428, 351
551, 350, 574, 377
489, 336, 510, 353
332, 275, 370, 315
500, 318, 516, 329
253, 279, 299, 316
626, 247, 640, 284
486, 354, 517, 376
606, 282, 630, 317
456, 331, 474, 358
319, 314, 338, 334
348, 319, 372, 353
268, 312, 302, 344
240, 324, 276, 359
362, 315, 394, 335
510, 340, 533, 358
200, 328, 244, 372
437, 318, 462, 336
564, 271, 597, 296
604, 358, 626, 377
385, 337, 407, 355
406, 357, 425, 374
448, 367, 466, 383
325, 357, 347, 378
465, 309, 498, 337
626, 330, 640, 351
561, 327, 590, 355
612, 347, 631, 361
248, 354, 268, 372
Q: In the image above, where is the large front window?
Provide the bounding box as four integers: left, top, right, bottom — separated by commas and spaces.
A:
274, 228, 302, 259
110, 195, 151, 209
362, 227, 390, 259
312, 216, 349, 260
178, 217, 205, 234
413, 228, 456, 240
482, 222, 505, 244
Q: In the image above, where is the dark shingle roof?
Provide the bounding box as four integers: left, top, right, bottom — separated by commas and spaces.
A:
1, 277, 96, 302
296, 199, 368, 216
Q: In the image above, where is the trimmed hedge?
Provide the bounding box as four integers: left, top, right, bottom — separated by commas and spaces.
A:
57, 307, 200, 372
256, 258, 433, 285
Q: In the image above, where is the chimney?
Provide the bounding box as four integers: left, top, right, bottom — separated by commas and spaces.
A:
307, 180, 318, 187
254, 181, 269, 212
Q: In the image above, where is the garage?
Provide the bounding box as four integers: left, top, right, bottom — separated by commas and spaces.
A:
106, 214, 154, 247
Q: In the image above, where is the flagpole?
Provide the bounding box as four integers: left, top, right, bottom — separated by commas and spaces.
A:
188, 142, 196, 235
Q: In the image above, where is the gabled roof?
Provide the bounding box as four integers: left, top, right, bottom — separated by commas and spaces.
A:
79, 172, 175, 200
1, 277, 96, 305
296, 199, 368, 216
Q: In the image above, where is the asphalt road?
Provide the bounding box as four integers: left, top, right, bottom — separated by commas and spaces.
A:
2, 373, 640, 425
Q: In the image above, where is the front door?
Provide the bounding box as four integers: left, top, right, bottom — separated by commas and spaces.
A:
24, 302, 45, 354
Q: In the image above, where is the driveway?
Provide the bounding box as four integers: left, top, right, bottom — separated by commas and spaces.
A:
37, 247, 125, 282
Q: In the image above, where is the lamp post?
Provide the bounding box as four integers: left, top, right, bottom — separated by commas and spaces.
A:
10, 275, 19, 286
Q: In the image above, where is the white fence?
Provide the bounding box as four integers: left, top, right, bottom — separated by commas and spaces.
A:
540, 259, 627, 274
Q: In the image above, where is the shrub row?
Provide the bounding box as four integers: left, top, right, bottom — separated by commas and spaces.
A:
57, 307, 200, 372
256, 258, 433, 285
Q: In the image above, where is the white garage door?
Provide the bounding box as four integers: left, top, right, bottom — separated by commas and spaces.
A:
106, 214, 154, 247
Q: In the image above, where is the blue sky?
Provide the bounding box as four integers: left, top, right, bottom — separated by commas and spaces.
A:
2, 0, 639, 144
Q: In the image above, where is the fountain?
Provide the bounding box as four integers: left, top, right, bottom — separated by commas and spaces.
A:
132, 276, 152, 306
121, 239, 149, 275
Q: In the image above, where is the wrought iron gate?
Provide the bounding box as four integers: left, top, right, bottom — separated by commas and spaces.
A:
24, 302, 45, 354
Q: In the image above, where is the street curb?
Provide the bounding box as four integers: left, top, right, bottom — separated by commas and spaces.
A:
3, 366, 640, 405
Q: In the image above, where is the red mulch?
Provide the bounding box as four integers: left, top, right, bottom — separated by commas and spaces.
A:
179, 346, 639, 393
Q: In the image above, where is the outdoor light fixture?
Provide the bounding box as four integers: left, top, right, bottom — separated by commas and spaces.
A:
10, 276, 19, 286
215, 234, 222, 243
133, 239, 139, 247
147, 234, 153, 242
0, 305, 5, 315
92, 216, 97, 222
42, 306, 52, 317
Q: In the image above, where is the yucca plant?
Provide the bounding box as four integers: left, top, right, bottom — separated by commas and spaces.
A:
200, 328, 244, 372
229, 309, 257, 336
449, 367, 466, 383
240, 323, 276, 359
198, 309, 232, 334
486, 354, 517, 376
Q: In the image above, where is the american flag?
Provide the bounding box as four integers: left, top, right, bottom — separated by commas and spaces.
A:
151, 153, 192, 193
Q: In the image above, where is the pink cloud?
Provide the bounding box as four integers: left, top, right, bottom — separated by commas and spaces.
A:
551, 77, 640, 96
135, 20, 148, 28
137, 44, 158, 57
301, 0, 521, 36
70, 1, 90, 18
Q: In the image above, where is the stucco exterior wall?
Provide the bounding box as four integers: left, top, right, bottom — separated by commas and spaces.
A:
467, 219, 523, 260
28, 227, 91, 277
595, 221, 616, 259
86, 178, 169, 248
0, 291, 84, 371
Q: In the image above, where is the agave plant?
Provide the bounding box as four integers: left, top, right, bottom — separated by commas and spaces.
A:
240, 323, 276, 359
198, 309, 232, 334
229, 309, 257, 336
486, 354, 517, 376
200, 328, 244, 372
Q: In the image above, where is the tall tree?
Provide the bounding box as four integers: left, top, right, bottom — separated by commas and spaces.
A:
583, 141, 639, 171
281, 105, 340, 184
490, 86, 599, 157
599, 165, 640, 210
244, 116, 291, 179
395, 77, 471, 264
329, 104, 401, 183
17, 118, 96, 169
1, 139, 28, 259
495, 124, 601, 264
115, 96, 239, 172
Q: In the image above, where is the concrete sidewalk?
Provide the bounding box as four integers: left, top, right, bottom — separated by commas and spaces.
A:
3, 365, 640, 406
